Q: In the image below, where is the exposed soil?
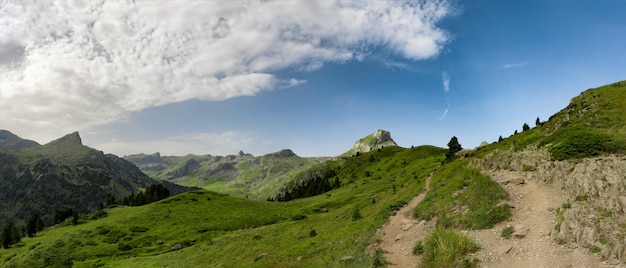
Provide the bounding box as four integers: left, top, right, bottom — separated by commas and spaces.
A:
378, 169, 622, 268
378, 171, 435, 267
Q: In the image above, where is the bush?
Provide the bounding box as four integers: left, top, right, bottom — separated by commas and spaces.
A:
309, 229, 317, 237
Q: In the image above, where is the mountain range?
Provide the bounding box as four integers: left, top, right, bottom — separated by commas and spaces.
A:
1, 80, 625, 267
0, 131, 193, 227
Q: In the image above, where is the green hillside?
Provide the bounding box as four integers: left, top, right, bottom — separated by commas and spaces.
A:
1, 145, 451, 267
472, 80, 626, 160
3, 80, 624, 267
0, 132, 192, 228
125, 150, 329, 200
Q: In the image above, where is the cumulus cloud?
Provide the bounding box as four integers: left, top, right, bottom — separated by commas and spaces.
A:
0, 0, 451, 142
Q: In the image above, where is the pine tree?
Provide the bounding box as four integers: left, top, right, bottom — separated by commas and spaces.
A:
1, 220, 20, 248
522, 123, 530, 131
446, 136, 462, 161
535, 117, 541, 127
27, 214, 41, 237
498, 136, 504, 142
72, 211, 79, 225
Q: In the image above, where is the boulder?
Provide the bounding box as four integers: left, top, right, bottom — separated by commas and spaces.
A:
512, 224, 529, 238
171, 244, 183, 251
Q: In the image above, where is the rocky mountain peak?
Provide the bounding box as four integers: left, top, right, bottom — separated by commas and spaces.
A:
342, 129, 398, 156
274, 149, 297, 158
48, 132, 83, 146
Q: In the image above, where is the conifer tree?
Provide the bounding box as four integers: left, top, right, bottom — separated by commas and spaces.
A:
535, 117, 541, 126
446, 136, 462, 161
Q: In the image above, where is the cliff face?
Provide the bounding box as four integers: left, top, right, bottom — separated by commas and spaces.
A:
342, 129, 398, 157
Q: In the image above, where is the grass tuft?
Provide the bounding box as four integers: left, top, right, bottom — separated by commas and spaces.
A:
420, 227, 480, 268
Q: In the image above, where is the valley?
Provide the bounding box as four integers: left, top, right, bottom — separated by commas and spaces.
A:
0, 80, 625, 267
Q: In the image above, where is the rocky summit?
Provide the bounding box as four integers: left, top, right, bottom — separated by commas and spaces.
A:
342, 129, 398, 157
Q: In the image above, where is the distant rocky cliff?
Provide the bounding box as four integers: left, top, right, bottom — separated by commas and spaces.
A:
342, 129, 398, 157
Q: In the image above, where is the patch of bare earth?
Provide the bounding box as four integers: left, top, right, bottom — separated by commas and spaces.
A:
378, 168, 622, 268
466, 170, 618, 268
377, 172, 435, 267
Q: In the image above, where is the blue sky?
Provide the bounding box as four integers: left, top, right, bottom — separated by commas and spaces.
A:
1, 0, 625, 157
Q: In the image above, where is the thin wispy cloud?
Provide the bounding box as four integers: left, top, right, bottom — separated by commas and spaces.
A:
500, 60, 529, 70
438, 108, 449, 121
0, 0, 452, 142
442, 71, 451, 92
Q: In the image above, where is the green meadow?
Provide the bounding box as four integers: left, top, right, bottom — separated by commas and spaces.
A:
2, 145, 459, 267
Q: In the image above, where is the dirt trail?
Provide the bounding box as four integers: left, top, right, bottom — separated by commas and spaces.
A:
378, 169, 619, 268
467, 170, 615, 268
378, 171, 435, 267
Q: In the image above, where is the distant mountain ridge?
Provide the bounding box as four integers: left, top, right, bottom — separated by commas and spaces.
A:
0, 131, 193, 226
0, 130, 40, 150
125, 149, 329, 200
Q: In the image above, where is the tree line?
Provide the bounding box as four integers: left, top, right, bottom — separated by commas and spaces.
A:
1, 184, 170, 249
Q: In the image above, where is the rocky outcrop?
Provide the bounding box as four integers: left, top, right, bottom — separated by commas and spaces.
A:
343, 129, 398, 156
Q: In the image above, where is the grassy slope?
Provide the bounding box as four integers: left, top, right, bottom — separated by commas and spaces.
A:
471, 80, 626, 160
128, 152, 326, 200
1, 146, 445, 267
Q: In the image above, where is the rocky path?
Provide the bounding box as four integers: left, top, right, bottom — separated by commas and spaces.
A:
378, 171, 435, 267
378, 168, 619, 268
466, 170, 615, 268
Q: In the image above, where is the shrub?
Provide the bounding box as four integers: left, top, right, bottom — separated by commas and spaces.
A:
309, 229, 317, 237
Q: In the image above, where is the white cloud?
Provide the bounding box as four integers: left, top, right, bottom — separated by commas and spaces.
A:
0, 0, 451, 142
500, 61, 529, 70
89, 131, 265, 157
441, 71, 451, 92
438, 108, 449, 121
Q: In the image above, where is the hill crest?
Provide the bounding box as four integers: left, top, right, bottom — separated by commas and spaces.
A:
342, 129, 398, 156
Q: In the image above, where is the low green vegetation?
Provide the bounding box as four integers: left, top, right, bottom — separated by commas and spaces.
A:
125, 150, 329, 200
412, 240, 424, 255
413, 160, 511, 230
0, 145, 445, 267
420, 227, 480, 268
501, 226, 514, 239
472, 81, 626, 161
